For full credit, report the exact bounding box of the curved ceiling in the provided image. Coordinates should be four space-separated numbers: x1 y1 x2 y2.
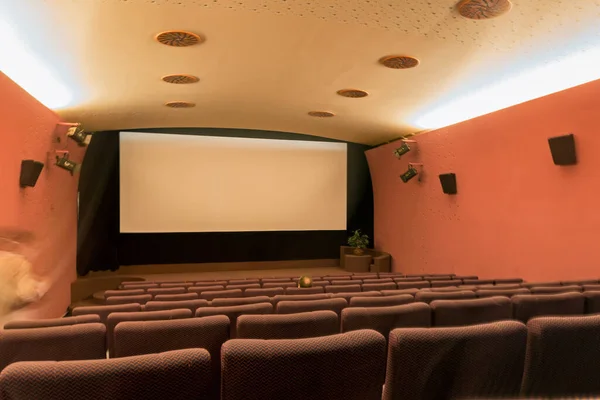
2 0 599 144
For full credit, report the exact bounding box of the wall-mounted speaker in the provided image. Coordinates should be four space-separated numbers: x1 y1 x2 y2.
548 133 576 165
439 173 457 195
19 160 44 188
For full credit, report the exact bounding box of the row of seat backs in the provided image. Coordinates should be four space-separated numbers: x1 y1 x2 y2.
3 315 599 399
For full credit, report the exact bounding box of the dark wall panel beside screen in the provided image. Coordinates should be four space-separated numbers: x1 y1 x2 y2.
78 128 373 273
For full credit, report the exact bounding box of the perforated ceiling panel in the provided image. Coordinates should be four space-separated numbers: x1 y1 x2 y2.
16 0 599 144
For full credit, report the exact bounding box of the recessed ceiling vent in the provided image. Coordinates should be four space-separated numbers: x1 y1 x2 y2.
308 111 335 118
456 0 512 19
162 74 200 84
165 101 196 108
337 89 369 98
379 55 420 69
155 31 203 47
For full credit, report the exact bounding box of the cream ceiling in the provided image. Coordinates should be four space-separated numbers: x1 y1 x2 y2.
3 0 599 144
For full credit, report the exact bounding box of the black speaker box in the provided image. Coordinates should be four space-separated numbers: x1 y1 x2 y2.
439 173 457 195
20 160 44 187
548 133 576 165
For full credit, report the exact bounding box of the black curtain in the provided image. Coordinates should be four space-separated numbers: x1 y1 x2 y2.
77 131 120 275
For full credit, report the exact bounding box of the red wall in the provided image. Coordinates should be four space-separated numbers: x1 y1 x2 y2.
366 79 600 282
0 72 85 321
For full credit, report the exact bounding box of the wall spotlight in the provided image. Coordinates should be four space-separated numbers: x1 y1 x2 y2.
54 151 80 175
66 125 91 146
393 139 416 159
400 163 423 183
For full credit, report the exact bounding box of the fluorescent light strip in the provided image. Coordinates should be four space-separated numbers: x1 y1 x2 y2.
0 20 72 109
413 45 600 130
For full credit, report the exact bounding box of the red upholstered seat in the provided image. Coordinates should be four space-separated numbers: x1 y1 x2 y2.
194 303 273 338
476 288 531 298
153 293 198 301
512 293 585 323
144 299 209 313
430 296 513 327
104 289 145 298
245 287 285 297
221 330 387 400
226 283 261 291
341 303 431 337
0 324 106 372
271 293 330 307
0 349 212 400
284 286 324 295
211 296 271 307
383 321 527 400
414 290 476 304
72 304 142 324
325 284 361 294
361 282 397 291
114 317 228 399
349 294 414 308
188 285 225 294
106 294 152 305
395 280 430 290
199 289 243 301
105 309 192 357
4 315 100 330
237 310 339 339
530 285 582 294
521 315 600 397
276 298 347 316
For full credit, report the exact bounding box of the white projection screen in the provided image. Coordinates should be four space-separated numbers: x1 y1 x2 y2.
119 132 347 233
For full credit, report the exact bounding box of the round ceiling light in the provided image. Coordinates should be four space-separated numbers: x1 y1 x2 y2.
379 55 420 69
308 111 335 118
162 74 200 84
337 89 369 98
165 101 196 108
155 31 203 47
456 0 512 19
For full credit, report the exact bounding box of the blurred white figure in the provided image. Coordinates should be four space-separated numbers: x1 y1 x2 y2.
0 231 48 318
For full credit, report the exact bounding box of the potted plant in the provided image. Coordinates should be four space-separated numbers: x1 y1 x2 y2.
347 229 370 255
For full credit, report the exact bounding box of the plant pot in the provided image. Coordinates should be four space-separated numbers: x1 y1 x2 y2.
353 248 364 255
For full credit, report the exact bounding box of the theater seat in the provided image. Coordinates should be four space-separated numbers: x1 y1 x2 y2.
341 303 431 337
0 349 212 400
103 289 145 298
106 309 192 357
0 324 106 372
72 304 141 324
349 294 414 308
530 285 582 294
271 293 330 307
476 288 531 298
512 293 585 323
237 310 339 339
284 286 324 295
195 303 273 338
325 284 361 294
582 291 600 314
211 296 271 307
276 298 347 316
147 287 186 296
414 290 476 304
221 330 386 400
245 287 285 297
114 316 228 399
381 289 419 297
144 299 209 313
431 297 513 327
395 280 430 290
188 285 225 295
383 321 527 400
521 315 600 397
200 289 243 301
330 291 381 303
361 282 397 291
4 315 100 330
105 294 152 305
153 293 198 301
226 283 261 291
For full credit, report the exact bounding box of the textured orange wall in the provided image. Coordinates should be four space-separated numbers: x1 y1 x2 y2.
366 79 600 281
0 72 85 320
